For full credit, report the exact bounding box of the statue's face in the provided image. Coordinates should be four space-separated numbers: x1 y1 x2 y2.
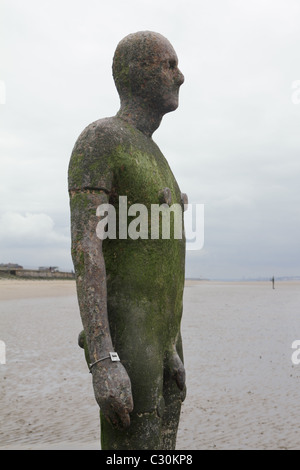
150 41 184 113
132 37 184 114
114 33 184 115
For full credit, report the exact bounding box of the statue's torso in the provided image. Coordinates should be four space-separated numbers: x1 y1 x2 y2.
69 117 185 349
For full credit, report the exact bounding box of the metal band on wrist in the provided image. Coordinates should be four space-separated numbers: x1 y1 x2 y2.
89 352 120 372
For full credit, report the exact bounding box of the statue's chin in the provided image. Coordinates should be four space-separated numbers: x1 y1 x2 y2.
158 95 179 115
164 102 179 114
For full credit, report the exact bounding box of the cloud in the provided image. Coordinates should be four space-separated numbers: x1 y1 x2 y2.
0 212 69 247
1 0 300 278
0 212 72 270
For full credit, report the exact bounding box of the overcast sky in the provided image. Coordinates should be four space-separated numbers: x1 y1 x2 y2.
1 0 300 280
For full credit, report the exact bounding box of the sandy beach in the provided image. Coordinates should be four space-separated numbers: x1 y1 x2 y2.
1 278 300 450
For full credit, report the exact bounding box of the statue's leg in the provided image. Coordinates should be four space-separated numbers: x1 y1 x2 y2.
161 377 182 449
161 334 186 450
100 404 163 450
100 349 166 450
78 329 166 450
78 328 185 450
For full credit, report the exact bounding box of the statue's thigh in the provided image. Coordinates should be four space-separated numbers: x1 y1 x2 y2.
161 372 183 450
100 361 183 450
100 338 166 450
100 355 164 450
119 340 165 415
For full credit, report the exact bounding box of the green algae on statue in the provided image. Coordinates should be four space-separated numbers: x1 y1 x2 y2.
68 31 186 450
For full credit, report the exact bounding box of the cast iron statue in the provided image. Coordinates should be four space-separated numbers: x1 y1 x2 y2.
68 31 186 450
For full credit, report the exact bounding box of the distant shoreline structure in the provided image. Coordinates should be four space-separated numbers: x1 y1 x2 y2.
186 276 300 282
0 265 299 283
0 264 75 280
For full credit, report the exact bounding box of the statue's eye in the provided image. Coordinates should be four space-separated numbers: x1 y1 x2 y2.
169 60 177 70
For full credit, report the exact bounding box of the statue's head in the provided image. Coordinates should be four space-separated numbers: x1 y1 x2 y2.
112 31 184 115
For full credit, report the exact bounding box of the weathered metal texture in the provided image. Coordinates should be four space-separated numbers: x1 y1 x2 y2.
69 31 186 450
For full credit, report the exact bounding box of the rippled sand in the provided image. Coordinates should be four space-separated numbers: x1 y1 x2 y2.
1 279 300 450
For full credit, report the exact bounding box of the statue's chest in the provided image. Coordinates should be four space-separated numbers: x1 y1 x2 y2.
111 144 181 208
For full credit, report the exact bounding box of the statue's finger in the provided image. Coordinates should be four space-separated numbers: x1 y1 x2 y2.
175 365 186 391
125 394 134 413
105 408 120 429
113 399 131 429
119 409 131 429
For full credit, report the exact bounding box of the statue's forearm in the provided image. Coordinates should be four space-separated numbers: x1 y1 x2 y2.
70 189 114 363
73 237 134 430
74 246 114 363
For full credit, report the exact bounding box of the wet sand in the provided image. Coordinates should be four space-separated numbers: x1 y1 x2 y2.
1 278 300 450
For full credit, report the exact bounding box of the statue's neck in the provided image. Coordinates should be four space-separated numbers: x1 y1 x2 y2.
116 100 163 138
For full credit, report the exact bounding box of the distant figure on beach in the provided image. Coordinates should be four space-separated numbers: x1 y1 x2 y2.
272 276 275 289
68 31 186 450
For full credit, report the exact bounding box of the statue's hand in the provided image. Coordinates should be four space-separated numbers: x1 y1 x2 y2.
91 361 133 429
165 349 186 392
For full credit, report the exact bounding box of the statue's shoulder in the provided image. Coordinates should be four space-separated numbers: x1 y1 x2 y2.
71 116 132 157
68 117 131 191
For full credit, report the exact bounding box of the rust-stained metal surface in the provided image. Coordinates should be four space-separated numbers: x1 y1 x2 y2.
68 31 186 450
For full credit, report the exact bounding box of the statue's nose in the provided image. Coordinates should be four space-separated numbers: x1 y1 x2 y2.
176 69 184 86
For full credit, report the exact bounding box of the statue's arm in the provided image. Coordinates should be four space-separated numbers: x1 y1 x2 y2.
69 189 133 429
